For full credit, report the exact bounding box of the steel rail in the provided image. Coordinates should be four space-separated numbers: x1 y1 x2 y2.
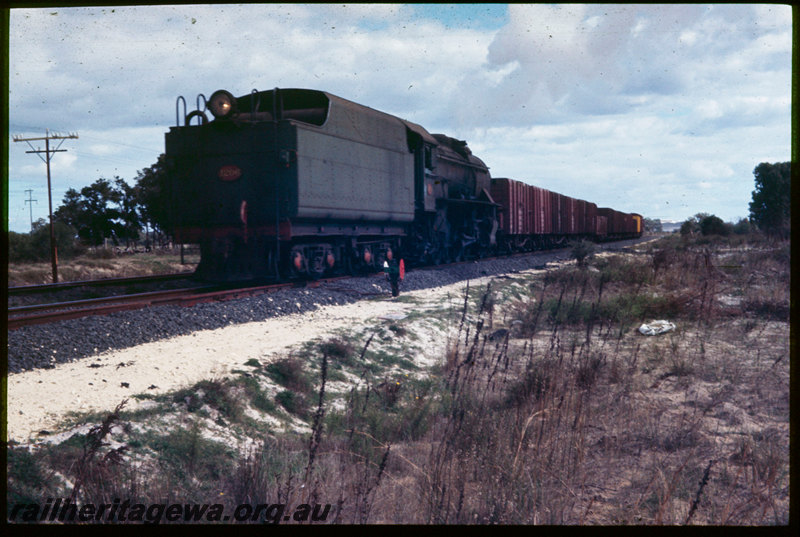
8 272 196 295
9 237 654 330
7 281 299 330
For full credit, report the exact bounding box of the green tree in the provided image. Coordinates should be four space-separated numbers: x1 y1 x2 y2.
114 177 142 246
54 178 129 246
749 162 790 237
699 214 730 236
643 217 663 233
732 217 751 235
680 213 708 236
681 213 732 237
54 188 83 230
8 219 82 262
134 154 172 237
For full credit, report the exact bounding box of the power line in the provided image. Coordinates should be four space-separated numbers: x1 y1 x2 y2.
24 189 38 231
13 129 79 283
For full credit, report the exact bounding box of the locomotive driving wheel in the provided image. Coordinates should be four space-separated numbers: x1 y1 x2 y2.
288 246 308 279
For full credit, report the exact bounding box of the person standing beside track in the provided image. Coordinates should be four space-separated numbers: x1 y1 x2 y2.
383 255 404 297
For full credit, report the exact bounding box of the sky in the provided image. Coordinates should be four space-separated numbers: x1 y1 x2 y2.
5 3 792 233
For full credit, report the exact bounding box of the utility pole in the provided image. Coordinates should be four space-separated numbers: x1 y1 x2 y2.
13 130 78 283
24 189 37 231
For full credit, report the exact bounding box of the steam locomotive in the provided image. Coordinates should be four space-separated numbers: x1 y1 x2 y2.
164 88 641 282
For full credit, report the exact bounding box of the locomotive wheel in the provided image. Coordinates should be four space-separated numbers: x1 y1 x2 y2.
288 245 315 280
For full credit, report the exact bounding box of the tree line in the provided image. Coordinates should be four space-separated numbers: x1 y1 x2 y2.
8 159 790 263
52 154 172 247
9 155 171 262
677 161 790 238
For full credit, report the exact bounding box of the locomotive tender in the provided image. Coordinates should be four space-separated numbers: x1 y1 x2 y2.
165 87 641 282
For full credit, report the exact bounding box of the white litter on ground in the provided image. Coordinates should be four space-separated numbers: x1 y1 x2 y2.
638 320 676 336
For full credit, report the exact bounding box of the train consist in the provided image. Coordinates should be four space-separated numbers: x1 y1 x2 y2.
490 178 642 252
165 88 642 281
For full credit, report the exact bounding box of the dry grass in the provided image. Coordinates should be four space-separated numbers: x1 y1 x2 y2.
7 248 199 286
7 234 789 524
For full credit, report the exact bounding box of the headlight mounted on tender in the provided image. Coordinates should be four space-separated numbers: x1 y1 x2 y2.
208 90 236 119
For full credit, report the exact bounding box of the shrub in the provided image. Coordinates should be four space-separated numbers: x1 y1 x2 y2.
275 390 310 418
596 255 652 286
318 338 356 366
732 218 751 235
265 357 313 394
543 265 597 289
576 352 606 389
175 379 244 422
504 362 553 407
570 239 596 268
680 219 698 236
147 426 235 482
8 221 82 263
7 447 60 505
699 214 731 236
240 375 276 413
651 247 675 274
599 292 676 325
545 297 595 325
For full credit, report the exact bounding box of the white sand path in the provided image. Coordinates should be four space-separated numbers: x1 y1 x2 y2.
7 277 491 443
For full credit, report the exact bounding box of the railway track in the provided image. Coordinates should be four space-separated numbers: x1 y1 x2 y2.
5 273 381 330
7 265 418 330
8 236 659 377
7 282 297 331
8 272 199 309
8 237 655 331
8 272 196 296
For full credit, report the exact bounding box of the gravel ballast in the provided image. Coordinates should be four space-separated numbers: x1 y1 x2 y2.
8 241 646 374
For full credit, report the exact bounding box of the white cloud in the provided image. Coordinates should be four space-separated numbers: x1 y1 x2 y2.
6 4 792 232
696 100 724 120
689 161 735 180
